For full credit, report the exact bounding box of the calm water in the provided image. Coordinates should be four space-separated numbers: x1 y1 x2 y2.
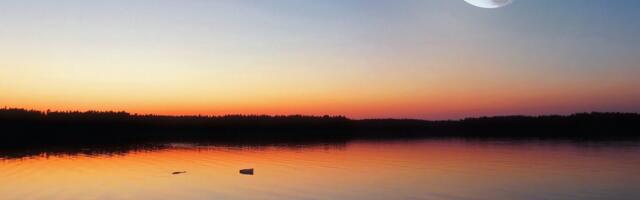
1 139 640 200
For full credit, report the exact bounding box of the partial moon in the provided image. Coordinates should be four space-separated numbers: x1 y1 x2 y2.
464 0 513 9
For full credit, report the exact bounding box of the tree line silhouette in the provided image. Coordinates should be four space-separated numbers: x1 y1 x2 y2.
1 108 639 147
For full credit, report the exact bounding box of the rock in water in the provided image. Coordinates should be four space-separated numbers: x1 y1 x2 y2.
239 168 254 175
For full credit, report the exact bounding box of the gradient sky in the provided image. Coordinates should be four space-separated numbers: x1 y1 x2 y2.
1 0 639 119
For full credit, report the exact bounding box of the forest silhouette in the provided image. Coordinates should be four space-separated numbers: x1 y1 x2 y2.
1 108 639 148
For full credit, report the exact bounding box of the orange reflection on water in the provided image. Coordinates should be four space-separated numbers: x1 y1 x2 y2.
1 140 640 200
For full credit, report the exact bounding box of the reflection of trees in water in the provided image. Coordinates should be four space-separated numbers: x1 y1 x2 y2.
1 107 639 159
0 143 166 160
0 141 349 160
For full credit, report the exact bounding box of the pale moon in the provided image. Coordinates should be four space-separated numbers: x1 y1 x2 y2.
464 0 513 9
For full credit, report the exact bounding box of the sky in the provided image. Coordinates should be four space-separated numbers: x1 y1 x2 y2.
1 0 639 119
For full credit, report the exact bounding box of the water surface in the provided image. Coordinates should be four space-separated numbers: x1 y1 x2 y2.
1 139 639 200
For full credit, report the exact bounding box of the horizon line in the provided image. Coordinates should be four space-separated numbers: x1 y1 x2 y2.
2 107 638 121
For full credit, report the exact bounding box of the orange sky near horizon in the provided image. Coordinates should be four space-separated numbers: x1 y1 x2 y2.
1 49 639 119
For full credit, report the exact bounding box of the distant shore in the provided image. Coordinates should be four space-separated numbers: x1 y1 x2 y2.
1 108 639 147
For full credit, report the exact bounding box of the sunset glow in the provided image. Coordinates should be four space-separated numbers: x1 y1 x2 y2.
1 0 639 119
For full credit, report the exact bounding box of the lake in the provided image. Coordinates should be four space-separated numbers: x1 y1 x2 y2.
1 139 639 200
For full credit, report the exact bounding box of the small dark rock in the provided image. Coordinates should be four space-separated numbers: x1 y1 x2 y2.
172 171 186 175
239 168 254 175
